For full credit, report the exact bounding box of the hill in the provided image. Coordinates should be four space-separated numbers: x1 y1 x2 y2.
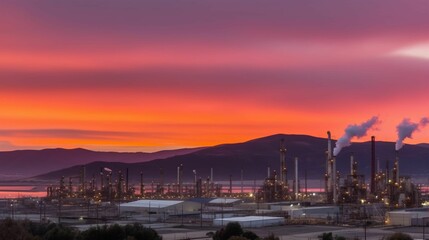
0 147 203 179
30 134 429 184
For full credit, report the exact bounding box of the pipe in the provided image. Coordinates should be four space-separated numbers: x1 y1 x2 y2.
140 171 144 196
241 169 244 194
333 155 337 204
295 157 299 200
100 168 103 191
304 168 307 197
126 168 129 193
327 131 332 160
371 136 376 194
177 166 180 185
326 131 333 194
280 139 286 183
229 174 232 194
395 151 399 184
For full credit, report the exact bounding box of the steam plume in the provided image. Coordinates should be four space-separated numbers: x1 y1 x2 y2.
333 116 380 156
395 117 429 151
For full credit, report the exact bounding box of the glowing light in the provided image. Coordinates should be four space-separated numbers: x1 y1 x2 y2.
393 43 429 60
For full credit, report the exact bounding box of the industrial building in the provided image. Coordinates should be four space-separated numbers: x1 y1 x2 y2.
213 216 284 228
121 199 200 214
386 208 429 226
275 205 340 220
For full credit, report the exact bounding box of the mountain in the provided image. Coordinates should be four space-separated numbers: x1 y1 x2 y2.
417 143 429 149
0 147 204 179
30 134 429 184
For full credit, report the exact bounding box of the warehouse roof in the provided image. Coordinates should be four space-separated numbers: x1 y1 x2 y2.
121 200 183 208
215 216 283 222
209 198 242 204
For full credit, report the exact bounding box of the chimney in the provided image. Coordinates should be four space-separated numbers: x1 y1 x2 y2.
280 139 287 184
140 171 144 196
395 151 400 184
295 157 299 200
371 136 376 194
241 169 244 194
229 174 232 194
326 131 333 196
332 155 337 204
126 168 129 192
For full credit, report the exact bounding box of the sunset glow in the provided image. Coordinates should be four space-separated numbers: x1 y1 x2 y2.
1 1 429 152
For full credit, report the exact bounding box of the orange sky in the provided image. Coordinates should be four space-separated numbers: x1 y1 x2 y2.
1 1 429 152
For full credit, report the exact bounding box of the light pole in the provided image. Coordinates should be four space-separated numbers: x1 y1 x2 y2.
423 217 428 240
362 220 370 240
364 223 367 240
39 201 43 222
10 201 14 220
193 170 197 195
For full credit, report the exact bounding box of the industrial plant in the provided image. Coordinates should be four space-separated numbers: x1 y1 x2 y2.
1 127 428 240
33 129 426 228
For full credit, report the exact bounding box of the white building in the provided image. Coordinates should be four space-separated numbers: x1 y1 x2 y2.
387 208 429 226
121 200 201 216
213 216 284 228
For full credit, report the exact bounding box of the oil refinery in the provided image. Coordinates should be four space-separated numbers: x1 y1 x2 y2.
1 130 429 240
33 131 426 230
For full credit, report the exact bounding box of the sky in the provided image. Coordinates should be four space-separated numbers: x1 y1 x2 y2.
1 0 429 152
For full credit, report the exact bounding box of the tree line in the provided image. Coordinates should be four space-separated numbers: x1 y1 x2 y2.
0 218 162 240
0 218 414 240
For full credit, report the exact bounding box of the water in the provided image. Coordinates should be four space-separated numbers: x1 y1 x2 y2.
0 186 46 199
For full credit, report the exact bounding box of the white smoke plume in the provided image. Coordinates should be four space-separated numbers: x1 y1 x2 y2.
333 116 380 156
395 117 429 151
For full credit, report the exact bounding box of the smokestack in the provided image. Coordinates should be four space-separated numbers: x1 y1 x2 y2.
177 166 180 185
333 155 337 204
177 164 183 195
371 136 376 194
160 168 164 194
326 131 333 196
280 139 287 183
350 153 354 175
100 168 103 191
80 165 86 194
395 151 399 184
241 169 244 194
193 169 197 194
295 157 299 200
304 168 307 197
385 160 390 185
126 168 129 192
327 131 332 160
229 174 232 194
193 169 197 184
211 168 213 183
140 171 144 196
267 167 270 178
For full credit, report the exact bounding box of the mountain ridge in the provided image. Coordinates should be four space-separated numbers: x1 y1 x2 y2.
0 147 205 179
27 134 429 184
